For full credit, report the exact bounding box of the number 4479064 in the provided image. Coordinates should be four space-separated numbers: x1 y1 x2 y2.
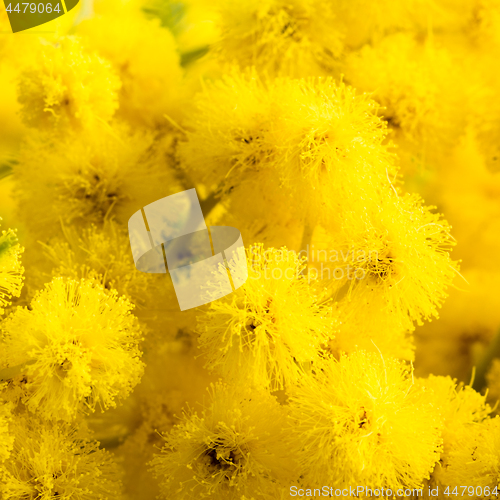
5 3 61 13
443 486 498 497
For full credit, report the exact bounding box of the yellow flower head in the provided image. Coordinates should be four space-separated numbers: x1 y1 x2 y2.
331 192 458 333
211 0 344 76
197 244 332 390
344 32 466 155
77 11 183 128
286 351 443 489
0 277 144 421
18 37 120 131
179 72 396 226
0 221 24 316
149 382 297 499
14 123 181 243
0 414 125 499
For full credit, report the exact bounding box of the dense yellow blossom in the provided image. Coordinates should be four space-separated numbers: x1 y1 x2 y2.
150 383 297 499
0 277 144 421
0 221 24 316
197 244 332 390
1 0 500 495
13 123 181 243
18 37 121 131
286 351 443 489
179 72 397 226
211 0 343 77
324 192 458 351
78 11 184 128
0 414 125 499
344 32 465 157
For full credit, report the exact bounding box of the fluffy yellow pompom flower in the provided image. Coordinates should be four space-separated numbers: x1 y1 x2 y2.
0 399 14 462
0 221 24 316
180 72 396 226
211 0 343 77
18 37 120 131
0 277 144 421
330 192 458 334
0 414 125 499
13 123 181 243
149 383 297 499
344 32 465 160
77 12 183 128
197 244 332 390
286 351 443 489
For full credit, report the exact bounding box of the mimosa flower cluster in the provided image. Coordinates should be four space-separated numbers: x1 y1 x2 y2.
1 0 500 498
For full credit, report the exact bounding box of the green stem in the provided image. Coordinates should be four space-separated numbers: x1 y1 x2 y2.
472 327 500 393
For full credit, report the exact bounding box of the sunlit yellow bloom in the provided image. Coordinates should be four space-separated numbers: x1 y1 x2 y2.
0 413 125 499
328 193 458 333
78 11 183 128
18 37 120 131
13 122 181 243
150 382 297 499
197 244 332 390
286 351 443 488
433 416 500 493
211 0 343 77
179 71 396 227
344 32 465 161
0 277 144 421
33 219 151 309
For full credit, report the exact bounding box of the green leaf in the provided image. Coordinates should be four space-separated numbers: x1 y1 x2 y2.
0 162 13 181
181 46 209 67
142 1 185 34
